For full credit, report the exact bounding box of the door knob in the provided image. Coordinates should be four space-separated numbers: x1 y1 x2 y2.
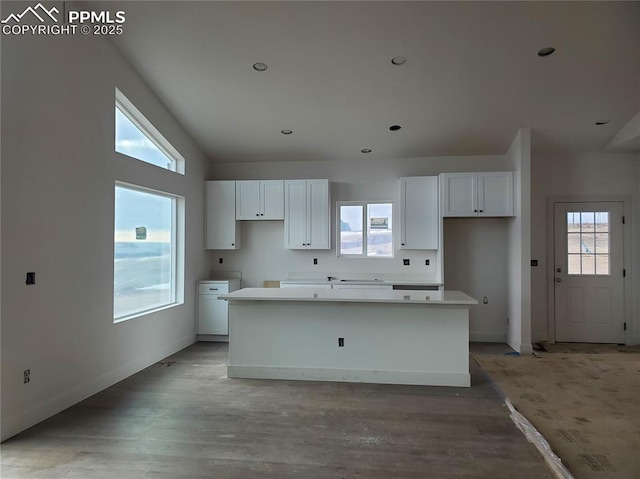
556 278 562 282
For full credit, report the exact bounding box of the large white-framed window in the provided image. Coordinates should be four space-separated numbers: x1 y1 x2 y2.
114 183 185 322
337 201 394 258
115 88 185 174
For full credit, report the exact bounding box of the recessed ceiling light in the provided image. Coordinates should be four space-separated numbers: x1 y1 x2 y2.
361 148 372 154
389 125 402 131
391 56 407 65
281 129 293 135
595 120 610 126
253 62 268 71
537 47 555 57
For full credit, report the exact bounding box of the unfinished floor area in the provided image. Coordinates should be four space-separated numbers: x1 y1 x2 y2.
476 344 640 479
1 342 552 479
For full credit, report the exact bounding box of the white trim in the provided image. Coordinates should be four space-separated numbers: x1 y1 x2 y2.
114 182 186 322
546 195 632 344
227 365 471 387
336 200 395 258
469 331 507 343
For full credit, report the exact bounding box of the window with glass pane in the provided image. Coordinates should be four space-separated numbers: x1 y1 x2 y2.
115 89 184 174
567 211 609 275
114 185 176 320
116 107 174 169
339 202 393 257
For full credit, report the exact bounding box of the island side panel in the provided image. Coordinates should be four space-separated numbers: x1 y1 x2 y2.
227 300 470 387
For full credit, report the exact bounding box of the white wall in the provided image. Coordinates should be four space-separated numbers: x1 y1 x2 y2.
530 152 640 344
1 26 209 439
443 218 509 342
505 129 532 354
210 154 513 341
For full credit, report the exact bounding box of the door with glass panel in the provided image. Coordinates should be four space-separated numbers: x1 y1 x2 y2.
553 202 624 343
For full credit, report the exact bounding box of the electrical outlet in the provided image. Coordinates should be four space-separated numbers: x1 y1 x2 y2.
338 338 344 347
26 272 35 285
403 259 410 266
425 259 430 266
483 296 488 304
313 258 318 265
531 260 538 267
218 258 223 264
23 369 30 384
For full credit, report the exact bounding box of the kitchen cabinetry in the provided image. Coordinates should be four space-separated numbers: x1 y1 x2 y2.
236 180 284 220
440 172 514 217
197 280 240 336
400 176 439 249
284 179 330 249
205 181 241 249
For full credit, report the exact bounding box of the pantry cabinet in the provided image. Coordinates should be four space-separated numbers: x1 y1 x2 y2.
205 181 241 250
400 176 439 249
284 179 330 249
235 180 284 220
440 172 514 217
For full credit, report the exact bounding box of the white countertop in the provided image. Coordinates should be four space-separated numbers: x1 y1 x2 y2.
280 279 442 286
219 288 477 305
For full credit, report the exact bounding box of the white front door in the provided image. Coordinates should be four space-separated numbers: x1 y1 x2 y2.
554 202 625 343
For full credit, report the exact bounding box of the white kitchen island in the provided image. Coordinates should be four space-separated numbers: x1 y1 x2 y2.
219 288 478 387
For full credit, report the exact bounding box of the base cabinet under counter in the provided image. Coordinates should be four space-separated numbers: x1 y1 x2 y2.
197 280 240 337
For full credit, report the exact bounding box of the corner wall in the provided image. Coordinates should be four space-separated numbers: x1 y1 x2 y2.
505 129 532 354
1 27 209 440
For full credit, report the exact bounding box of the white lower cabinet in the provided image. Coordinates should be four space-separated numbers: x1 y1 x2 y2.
197 280 240 336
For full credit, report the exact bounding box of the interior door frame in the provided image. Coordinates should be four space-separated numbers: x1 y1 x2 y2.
546 195 632 344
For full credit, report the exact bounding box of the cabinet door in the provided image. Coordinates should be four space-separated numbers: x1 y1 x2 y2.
205 181 240 249
284 180 308 249
478 172 514 217
235 180 261 219
400 177 439 249
260 180 284 220
198 294 229 335
440 173 478 217
306 179 330 249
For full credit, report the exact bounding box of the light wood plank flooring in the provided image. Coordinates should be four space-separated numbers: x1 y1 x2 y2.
1 342 553 478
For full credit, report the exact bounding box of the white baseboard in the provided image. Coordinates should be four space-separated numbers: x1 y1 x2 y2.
469 331 507 343
0 335 195 442
227 365 471 388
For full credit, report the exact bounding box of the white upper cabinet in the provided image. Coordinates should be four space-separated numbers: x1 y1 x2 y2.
400 176 439 249
284 179 330 249
235 180 284 220
205 181 241 250
441 172 514 217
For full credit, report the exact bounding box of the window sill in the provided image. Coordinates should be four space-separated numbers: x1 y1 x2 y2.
114 301 184 324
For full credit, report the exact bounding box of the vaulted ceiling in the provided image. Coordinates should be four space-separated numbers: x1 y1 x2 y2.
98 1 640 162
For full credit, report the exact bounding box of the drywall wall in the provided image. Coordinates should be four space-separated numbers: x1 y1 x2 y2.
443 218 509 342
1 25 209 439
530 152 640 344
209 154 513 340
505 129 532 354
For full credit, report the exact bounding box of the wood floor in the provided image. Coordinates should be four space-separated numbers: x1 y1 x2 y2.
1 342 553 478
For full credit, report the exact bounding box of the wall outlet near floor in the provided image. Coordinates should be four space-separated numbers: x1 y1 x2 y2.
425 259 430 266
338 338 344 347
26 272 35 285
313 258 318 265
403 259 410 266
23 369 30 384
218 258 223 264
